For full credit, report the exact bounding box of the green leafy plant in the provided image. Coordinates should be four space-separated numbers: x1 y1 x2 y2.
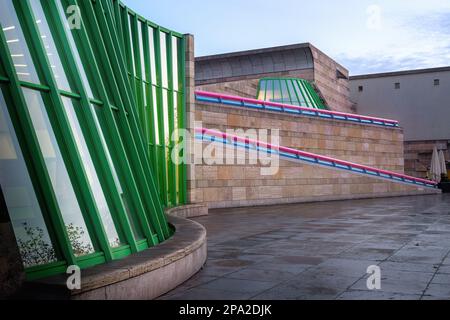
65 223 94 257
17 223 57 268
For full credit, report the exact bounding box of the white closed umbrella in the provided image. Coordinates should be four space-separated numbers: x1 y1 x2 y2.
439 150 447 176
430 146 442 183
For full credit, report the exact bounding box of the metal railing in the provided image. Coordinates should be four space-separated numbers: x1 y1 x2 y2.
195 90 400 128
195 128 437 189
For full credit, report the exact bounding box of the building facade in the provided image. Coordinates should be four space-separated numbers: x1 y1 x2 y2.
196 43 353 113
350 67 450 178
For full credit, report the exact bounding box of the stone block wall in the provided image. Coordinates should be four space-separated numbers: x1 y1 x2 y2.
404 140 450 178
310 45 353 113
192 101 436 208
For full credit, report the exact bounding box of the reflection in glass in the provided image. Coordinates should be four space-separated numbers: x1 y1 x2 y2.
22 88 94 256
160 32 168 88
63 97 120 247
0 0 40 83
128 15 136 74
148 28 157 85
108 109 144 240
30 0 71 91
272 79 281 103
286 80 300 105
279 80 288 104
258 80 266 101
55 0 94 98
162 89 169 145
171 37 179 91
0 90 56 268
138 21 146 81
152 86 160 144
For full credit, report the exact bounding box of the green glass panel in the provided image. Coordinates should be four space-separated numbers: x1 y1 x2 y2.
22 88 94 257
0 0 40 83
0 89 57 267
63 97 121 248
55 0 95 98
29 0 71 92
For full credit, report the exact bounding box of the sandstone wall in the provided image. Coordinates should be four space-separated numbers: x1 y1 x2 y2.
192 101 435 208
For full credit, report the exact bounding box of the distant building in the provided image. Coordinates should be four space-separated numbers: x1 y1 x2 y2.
350 67 450 178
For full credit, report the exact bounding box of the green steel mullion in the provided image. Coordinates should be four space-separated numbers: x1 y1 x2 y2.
166 33 177 205
142 23 158 176
91 0 167 241
0 75 8 83
309 82 323 108
179 36 187 204
113 0 125 57
302 80 316 108
264 78 268 101
284 79 294 105
304 81 319 108
75 0 156 244
44 0 138 253
114 0 123 45
154 26 169 206
297 80 311 108
308 82 324 109
19 81 50 92
130 14 146 137
277 79 282 104
101 0 169 237
0 24 76 266
290 79 302 106
16 0 114 260
122 8 134 78
97 0 169 239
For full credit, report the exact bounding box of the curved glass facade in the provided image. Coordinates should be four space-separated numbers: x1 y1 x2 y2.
0 0 186 279
257 78 328 110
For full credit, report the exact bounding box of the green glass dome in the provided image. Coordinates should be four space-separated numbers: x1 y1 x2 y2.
257 78 328 110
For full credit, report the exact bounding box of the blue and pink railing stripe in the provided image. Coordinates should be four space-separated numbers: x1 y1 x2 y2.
195 128 437 189
195 90 400 128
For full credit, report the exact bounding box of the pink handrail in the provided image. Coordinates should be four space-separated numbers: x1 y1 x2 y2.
195 90 400 125
196 127 436 186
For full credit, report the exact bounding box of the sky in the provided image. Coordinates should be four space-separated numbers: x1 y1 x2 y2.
122 0 450 75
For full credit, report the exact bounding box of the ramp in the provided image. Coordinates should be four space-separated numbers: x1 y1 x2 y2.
195 128 437 190
195 90 400 128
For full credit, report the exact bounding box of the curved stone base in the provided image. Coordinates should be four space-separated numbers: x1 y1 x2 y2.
20 215 207 300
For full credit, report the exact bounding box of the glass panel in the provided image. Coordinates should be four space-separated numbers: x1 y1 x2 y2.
171 36 178 91
29 0 71 91
111 109 144 240
152 86 159 144
160 32 168 88
92 105 143 240
162 89 169 144
272 79 282 103
279 80 289 104
22 88 94 257
0 89 56 268
128 15 136 75
294 80 307 106
148 27 157 85
257 80 266 100
286 80 300 106
0 0 40 83
55 0 95 98
138 21 146 81
63 97 120 248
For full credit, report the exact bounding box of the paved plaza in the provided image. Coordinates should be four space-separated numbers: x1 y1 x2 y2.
161 194 450 300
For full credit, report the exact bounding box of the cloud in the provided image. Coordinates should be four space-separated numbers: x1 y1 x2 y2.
338 11 450 75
